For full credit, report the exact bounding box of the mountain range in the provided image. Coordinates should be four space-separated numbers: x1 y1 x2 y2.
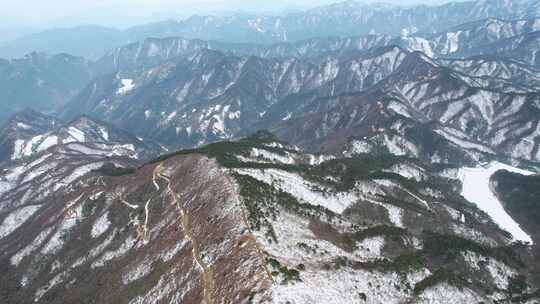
1 0 540 303
1 0 540 60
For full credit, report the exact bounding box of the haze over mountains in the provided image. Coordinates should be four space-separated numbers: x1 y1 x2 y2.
1 0 539 59
1 0 540 303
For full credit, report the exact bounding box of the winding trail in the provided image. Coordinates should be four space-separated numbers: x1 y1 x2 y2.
143 198 152 240
155 163 215 304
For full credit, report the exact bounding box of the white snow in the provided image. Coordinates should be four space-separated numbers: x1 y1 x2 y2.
435 129 495 154
239 148 296 165
383 134 419 157
71 229 118 269
12 135 59 160
99 127 109 141
387 101 412 118
11 226 55 266
451 223 498 247
265 264 431 304
16 122 31 130
53 162 104 191
282 112 292 121
459 162 535 244
361 196 404 228
91 212 111 238
228 111 241 120
117 79 135 95
67 127 85 142
383 163 425 182
122 258 154 285
461 251 516 290
346 140 373 155
0 205 42 239
34 270 69 302
417 283 485 304
38 135 59 150
92 236 138 269
11 140 25 160
444 31 462 54
41 205 82 255
308 154 335 165
235 168 358 214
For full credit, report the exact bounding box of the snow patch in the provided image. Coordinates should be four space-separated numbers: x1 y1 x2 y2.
0 205 42 240
235 168 358 214
117 79 135 95
459 162 535 244
417 283 484 304
91 212 111 238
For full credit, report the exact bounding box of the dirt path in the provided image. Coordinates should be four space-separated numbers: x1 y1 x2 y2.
156 164 215 304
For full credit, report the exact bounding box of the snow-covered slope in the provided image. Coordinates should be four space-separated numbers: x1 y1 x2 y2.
0 111 161 163
63 46 409 149
459 162 535 244
63 43 540 164
1 132 538 303
3 0 537 59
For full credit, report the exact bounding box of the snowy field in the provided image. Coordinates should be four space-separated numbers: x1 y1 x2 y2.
459 162 535 244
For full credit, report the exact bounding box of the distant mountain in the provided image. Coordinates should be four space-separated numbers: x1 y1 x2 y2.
93 20 540 77
0 109 61 163
4 11 540 127
0 109 161 164
0 25 124 60
62 45 540 165
439 55 540 92
0 52 93 120
424 17 540 58
482 30 540 66
63 46 411 148
1 0 539 59
93 35 392 74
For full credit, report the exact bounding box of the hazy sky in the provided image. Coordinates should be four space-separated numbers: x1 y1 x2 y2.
0 0 453 29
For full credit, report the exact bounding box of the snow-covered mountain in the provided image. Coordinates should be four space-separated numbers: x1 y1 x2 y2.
0 110 162 164
1 0 539 59
61 45 540 165
63 46 412 147
0 131 538 303
5 14 540 127
0 53 93 123
2 0 540 303
93 35 393 75
439 56 540 93
423 17 540 57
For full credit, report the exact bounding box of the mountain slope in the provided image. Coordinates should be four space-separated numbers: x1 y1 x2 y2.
63 46 409 148
1 132 538 303
0 52 93 121
1 0 538 59
0 110 161 164
426 17 540 58
62 46 540 164
93 35 393 74
0 110 61 164
0 25 124 60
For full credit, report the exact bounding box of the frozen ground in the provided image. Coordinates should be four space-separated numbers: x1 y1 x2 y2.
459 162 535 244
